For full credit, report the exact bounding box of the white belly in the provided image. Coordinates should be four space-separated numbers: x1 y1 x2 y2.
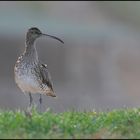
14 61 51 95
15 71 41 94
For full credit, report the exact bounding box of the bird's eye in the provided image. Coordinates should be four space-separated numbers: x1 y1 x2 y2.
35 31 38 34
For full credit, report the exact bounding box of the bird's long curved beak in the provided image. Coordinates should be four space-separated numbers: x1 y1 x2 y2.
42 33 64 44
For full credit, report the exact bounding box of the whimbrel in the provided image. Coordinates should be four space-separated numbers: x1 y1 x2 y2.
14 27 64 109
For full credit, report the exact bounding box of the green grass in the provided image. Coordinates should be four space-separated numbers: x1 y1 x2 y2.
0 108 140 138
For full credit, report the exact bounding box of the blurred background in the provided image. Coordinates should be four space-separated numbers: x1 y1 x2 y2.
1 1 140 112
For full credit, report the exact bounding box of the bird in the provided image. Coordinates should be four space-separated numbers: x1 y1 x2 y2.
14 27 64 110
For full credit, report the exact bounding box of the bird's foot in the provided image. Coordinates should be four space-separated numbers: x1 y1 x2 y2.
24 107 32 118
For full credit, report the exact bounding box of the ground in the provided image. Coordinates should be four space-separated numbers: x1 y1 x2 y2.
0 108 140 139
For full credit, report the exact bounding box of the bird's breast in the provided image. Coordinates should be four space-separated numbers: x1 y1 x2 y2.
14 63 41 94
14 60 52 95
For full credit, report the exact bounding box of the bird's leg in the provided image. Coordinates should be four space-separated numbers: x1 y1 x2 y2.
29 93 33 108
25 93 33 116
39 94 42 112
25 93 33 118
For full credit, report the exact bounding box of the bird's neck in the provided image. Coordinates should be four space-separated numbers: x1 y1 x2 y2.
24 39 39 64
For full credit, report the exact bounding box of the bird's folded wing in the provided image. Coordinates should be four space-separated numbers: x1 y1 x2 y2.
39 63 54 91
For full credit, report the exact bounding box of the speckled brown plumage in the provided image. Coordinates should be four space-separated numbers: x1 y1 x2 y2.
14 27 64 108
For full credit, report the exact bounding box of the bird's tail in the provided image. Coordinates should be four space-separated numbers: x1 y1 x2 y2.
45 89 56 97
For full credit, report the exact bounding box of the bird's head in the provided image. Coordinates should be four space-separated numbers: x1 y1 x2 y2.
26 27 64 44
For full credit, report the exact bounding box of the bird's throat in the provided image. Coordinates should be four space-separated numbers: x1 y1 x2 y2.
24 42 39 64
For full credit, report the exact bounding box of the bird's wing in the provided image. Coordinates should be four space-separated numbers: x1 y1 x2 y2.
39 62 54 92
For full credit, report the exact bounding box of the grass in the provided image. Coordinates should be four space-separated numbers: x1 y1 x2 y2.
0 108 140 138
